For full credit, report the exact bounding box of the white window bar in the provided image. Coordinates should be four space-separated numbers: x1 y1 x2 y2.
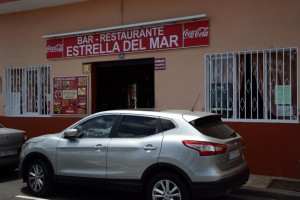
296 48 298 120
205 47 298 123
12 68 14 115
244 52 247 119
22 67 26 115
208 55 213 113
263 51 267 119
5 69 8 116
29 67 31 114
238 52 241 119
250 52 253 119
290 48 292 118
42 68 46 115
214 55 217 114
256 50 259 119
47 67 51 115
269 50 272 119
220 54 223 116
226 53 229 118
276 49 278 120
37 68 41 115
233 52 237 119
283 49 285 120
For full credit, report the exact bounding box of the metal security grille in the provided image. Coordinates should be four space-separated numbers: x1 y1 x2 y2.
205 47 298 123
5 66 51 117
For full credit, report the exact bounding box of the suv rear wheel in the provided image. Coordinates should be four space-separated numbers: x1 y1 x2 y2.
27 159 54 197
147 173 190 200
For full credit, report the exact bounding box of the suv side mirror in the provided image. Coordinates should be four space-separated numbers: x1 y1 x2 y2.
64 129 78 139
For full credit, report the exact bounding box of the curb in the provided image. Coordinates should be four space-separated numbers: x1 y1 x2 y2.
234 186 300 200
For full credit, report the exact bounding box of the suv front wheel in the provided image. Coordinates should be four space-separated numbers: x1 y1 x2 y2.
26 159 54 197
147 173 190 200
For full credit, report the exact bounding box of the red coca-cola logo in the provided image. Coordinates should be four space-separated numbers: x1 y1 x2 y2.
47 38 63 59
46 44 63 53
183 27 209 39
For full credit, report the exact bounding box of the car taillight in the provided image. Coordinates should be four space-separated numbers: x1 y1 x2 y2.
182 140 228 156
241 138 245 149
23 133 28 143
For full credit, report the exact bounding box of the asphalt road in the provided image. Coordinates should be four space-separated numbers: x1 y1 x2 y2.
0 167 276 200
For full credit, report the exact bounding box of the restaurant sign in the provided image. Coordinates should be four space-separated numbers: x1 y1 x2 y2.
53 75 88 115
46 20 209 59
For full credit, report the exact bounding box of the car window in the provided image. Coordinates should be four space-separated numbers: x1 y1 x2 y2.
117 115 157 138
160 118 176 132
0 124 4 128
190 116 236 139
74 115 118 138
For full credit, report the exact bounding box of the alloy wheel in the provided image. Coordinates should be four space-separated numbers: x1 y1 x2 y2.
28 164 45 192
152 179 181 200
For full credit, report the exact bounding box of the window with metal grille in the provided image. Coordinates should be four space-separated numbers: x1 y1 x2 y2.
5 66 51 117
205 47 298 123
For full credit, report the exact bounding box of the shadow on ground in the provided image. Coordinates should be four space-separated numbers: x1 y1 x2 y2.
0 166 20 183
20 184 142 200
19 183 246 200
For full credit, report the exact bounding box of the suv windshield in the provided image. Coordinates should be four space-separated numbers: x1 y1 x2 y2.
190 116 237 139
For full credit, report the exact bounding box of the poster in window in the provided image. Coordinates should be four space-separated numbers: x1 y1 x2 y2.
275 85 291 105
53 75 88 115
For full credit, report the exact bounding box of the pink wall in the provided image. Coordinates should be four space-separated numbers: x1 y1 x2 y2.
1 0 300 115
0 0 300 178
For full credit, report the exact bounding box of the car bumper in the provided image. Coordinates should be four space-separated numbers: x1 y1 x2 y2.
0 155 19 167
191 166 249 199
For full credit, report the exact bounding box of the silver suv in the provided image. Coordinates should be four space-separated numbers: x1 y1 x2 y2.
20 110 249 200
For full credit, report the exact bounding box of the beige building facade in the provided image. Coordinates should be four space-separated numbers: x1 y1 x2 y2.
0 0 300 179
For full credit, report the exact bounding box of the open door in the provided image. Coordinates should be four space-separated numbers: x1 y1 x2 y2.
91 58 154 113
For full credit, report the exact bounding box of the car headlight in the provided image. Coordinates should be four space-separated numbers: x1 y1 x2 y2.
21 142 30 151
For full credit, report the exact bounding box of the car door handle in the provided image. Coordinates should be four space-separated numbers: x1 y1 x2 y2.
94 144 106 150
143 145 157 151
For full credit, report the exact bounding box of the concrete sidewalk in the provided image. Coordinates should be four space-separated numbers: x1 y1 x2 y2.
235 174 300 200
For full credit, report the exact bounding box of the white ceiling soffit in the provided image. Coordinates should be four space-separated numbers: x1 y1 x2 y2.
43 14 207 38
0 0 87 15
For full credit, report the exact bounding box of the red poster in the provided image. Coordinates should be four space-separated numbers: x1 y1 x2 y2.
47 20 209 59
53 76 88 115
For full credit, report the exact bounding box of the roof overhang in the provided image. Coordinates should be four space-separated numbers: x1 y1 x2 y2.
42 14 207 39
0 0 87 15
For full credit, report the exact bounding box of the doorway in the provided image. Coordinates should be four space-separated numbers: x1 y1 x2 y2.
92 58 154 113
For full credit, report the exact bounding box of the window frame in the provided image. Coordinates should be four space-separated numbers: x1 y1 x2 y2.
5 65 51 117
114 114 161 138
73 114 119 138
205 47 299 123
159 117 178 132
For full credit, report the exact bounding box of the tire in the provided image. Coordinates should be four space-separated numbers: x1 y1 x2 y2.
146 173 190 200
26 159 55 197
